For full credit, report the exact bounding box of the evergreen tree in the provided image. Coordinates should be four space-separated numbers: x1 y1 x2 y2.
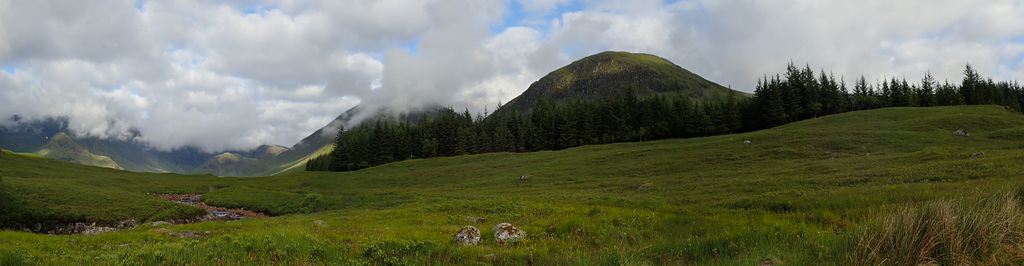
936 81 964 106
851 76 874 110
917 72 937 107
724 90 742 133
961 64 983 105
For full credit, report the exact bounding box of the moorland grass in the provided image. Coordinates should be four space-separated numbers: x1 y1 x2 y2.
1 105 1024 264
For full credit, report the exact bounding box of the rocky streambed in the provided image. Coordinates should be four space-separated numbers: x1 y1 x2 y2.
151 194 268 220
39 194 268 235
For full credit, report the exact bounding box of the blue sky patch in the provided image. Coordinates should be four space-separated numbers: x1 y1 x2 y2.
3 64 15 74
240 5 279 16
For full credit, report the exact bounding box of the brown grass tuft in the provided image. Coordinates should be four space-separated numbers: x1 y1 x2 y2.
849 192 1024 265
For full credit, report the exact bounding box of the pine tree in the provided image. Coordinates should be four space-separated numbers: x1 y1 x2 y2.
755 76 789 127
936 81 964 106
852 76 873 110
724 90 742 133
918 72 937 107
961 64 982 104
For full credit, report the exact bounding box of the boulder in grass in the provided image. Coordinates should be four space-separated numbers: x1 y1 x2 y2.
452 226 481 246
492 222 526 243
970 152 986 159
953 130 970 137
519 175 533 180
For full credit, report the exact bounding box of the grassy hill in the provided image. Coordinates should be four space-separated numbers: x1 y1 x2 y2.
36 132 122 170
496 51 740 115
2 105 1024 264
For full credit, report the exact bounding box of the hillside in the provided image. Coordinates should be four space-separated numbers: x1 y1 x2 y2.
1 52 736 176
36 132 122 170
3 105 1024 264
496 51 738 114
247 145 289 160
0 116 66 152
234 104 448 177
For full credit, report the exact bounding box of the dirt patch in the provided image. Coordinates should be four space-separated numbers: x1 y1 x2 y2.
152 194 269 220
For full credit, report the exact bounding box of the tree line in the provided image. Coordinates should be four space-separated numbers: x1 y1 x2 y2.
308 63 1023 172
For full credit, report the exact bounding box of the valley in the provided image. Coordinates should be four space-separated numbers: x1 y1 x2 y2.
3 105 1024 264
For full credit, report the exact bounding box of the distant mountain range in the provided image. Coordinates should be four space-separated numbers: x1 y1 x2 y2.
0 51 741 176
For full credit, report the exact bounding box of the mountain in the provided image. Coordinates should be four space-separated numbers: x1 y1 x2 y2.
496 51 738 114
226 104 447 177
3 51 739 176
36 132 122 170
220 105 367 177
190 152 260 177
74 136 215 173
0 116 68 153
0 117 219 173
246 145 289 160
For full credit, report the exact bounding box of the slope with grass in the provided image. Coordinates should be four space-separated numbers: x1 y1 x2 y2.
36 132 122 170
2 105 1024 264
496 51 740 115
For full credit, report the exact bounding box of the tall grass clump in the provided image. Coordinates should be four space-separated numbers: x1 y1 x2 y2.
848 192 1024 265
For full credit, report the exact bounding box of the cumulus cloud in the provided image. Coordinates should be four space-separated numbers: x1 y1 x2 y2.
1 0 1022 153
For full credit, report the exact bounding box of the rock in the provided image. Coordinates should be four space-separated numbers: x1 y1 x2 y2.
82 226 118 235
149 221 171 226
465 216 487 223
761 257 783 265
743 140 751 144
48 222 118 235
117 219 137 228
519 175 533 180
492 223 525 243
151 229 203 238
452 226 481 246
953 129 970 137
970 152 986 159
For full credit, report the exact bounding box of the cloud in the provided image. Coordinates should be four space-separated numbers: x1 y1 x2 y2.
1 0 1022 153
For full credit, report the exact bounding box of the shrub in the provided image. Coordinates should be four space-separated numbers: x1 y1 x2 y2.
299 193 324 214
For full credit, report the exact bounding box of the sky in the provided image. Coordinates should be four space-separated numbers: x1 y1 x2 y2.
1 0 1023 153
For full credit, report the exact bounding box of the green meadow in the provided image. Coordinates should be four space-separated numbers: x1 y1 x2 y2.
3 105 1024 264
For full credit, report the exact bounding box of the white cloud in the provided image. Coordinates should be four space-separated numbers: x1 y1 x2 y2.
1 0 1022 153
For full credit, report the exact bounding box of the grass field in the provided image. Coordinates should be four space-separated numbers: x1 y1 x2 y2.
2 105 1024 264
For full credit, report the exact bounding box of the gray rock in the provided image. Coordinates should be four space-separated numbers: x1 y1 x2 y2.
117 219 137 228
970 152 986 159
492 222 525 243
452 226 481 246
49 222 119 235
743 140 751 144
519 175 533 180
953 129 970 137
465 216 486 223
